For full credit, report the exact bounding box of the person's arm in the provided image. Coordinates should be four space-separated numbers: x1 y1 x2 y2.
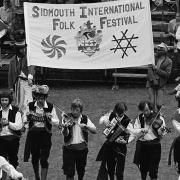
8 111 23 130
80 118 97 134
46 107 60 126
0 156 23 179
99 113 111 126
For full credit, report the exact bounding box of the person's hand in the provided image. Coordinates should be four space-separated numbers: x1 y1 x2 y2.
175 76 180 82
141 128 148 134
115 137 127 144
79 123 88 131
0 118 9 126
28 78 33 86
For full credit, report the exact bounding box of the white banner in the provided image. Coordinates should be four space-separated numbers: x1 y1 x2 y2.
24 0 154 69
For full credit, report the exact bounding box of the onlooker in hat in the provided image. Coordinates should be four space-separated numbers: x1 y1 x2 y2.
23 85 60 180
146 42 172 111
8 30 35 114
0 90 23 180
0 156 23 179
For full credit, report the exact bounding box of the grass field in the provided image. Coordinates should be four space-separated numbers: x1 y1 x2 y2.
13 84 180 180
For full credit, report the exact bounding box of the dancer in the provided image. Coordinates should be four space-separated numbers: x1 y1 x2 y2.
61 98 97 180
96 102 135 180
133 100 167 180
23 85 59 180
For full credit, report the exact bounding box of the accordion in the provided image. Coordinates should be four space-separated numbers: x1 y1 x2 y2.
103 118 130 143
27 112 47 123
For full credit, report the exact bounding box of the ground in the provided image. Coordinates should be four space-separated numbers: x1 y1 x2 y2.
12 83 180 180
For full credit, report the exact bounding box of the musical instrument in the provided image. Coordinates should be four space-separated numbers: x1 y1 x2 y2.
61 113 75 127
103 118 130 143
26 112 51 123
146 108 171 134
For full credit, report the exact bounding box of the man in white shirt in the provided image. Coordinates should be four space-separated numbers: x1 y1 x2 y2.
23 85 59 180
0 90 23 180
61 98 97 180
133 101 166 180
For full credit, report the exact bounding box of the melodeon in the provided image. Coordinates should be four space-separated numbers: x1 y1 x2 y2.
27 112 48 123
103 118 130 143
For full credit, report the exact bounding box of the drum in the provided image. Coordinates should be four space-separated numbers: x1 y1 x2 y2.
0 19 7 39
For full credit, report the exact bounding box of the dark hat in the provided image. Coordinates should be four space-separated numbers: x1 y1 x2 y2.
14 29 26 47
32 85 49 99
0 90 13 103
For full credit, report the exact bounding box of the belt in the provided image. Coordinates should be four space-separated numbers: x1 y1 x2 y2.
19 76 28 81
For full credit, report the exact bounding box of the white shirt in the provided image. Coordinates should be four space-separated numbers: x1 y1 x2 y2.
62 114 96 145
0 105 23 136
133 114 166 141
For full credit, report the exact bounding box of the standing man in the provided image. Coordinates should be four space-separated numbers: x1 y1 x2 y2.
133 101 166 180
0 90 23 180
8 30 35 113
146 42 172 111
23 85 60 180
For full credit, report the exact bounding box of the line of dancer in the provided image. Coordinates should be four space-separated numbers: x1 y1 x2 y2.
1 25 180 180
1 84 179 180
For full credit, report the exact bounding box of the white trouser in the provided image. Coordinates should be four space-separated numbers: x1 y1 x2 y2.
16 79 33 112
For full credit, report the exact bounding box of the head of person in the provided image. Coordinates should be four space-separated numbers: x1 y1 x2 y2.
138 100 153 118
113 102 128 118
32 85 49 106
14 30 26 58
0 91 13 109
3 0 11 8
155 42 168 58
71 99 83 118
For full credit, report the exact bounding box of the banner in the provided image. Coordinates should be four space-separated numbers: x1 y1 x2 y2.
24 0 154 69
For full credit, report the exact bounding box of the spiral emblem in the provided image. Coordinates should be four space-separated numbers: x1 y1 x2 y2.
41 35 67 59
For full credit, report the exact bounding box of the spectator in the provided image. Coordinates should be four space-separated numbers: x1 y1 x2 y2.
8 30 35 114
146 42 172 111
0 0 14 26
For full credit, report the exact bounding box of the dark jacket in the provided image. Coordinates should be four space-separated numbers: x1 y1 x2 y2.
8 56 35 89
147 55 172 88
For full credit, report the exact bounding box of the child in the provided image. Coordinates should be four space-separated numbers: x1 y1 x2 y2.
61 98 97 180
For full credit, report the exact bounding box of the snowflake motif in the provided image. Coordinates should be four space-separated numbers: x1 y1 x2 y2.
41 35 67 59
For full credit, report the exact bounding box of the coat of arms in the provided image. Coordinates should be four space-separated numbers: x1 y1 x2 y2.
75 20 103 57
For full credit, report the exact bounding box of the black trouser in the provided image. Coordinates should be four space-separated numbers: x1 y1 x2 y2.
29 129 52 168
0 136 20 168
106 151 126 180
139 141 161 179
62 146 88 180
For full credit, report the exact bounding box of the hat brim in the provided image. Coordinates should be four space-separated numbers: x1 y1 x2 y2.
14 40 26 47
